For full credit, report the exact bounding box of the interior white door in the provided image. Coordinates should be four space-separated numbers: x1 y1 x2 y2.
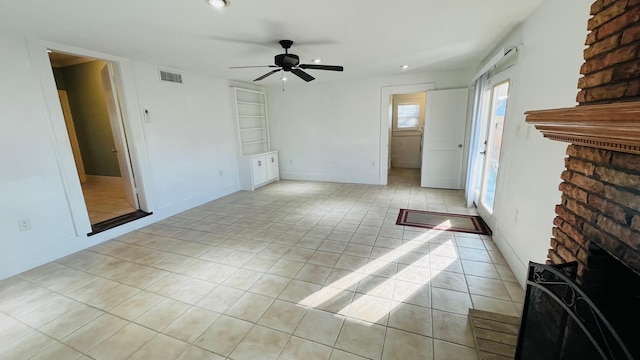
100 64 138 209
421 88 469 189
58 90 87 183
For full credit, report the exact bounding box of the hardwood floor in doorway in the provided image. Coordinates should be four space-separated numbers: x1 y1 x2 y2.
81 177 137 224
388 167 421 188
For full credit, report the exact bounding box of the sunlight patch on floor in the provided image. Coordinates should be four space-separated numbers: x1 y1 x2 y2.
299 221 458 324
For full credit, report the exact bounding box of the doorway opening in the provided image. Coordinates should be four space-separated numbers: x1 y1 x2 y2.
389 92 426 185
379 83 435 185
48 51 150 234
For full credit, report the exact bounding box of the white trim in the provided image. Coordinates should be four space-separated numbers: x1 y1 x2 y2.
27 39 155 235
471 46 517 83
281 171 379 185
379 83 436 185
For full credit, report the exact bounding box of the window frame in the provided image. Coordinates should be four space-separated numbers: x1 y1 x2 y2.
391 93 426 135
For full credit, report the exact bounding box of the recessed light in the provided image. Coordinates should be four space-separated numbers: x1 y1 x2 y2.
312 59 322 64
206 0 230 8
401 65 410 69
282 77 288 81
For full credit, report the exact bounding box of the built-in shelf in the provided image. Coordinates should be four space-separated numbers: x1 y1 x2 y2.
232 87 280 191
525 101 640 155
232 87 271 156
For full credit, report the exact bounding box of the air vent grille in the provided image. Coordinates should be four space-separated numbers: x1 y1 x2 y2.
159 70 183 83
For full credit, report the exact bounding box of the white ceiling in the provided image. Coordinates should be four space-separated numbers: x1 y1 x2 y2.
0 0 544 84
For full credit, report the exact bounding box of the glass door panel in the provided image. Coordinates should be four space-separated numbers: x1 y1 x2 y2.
479 80 510 214
472 88 492 205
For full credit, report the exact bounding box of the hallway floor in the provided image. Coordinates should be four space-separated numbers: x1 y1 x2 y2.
81 178 138 225
0 174 523 360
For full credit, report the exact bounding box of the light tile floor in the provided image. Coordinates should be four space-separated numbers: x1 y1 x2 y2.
81 178 137 225
0 169 524 359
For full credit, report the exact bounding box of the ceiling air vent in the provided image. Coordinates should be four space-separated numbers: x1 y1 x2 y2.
159 70 183 84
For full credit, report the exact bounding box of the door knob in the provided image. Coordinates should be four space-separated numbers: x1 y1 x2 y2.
111 149 118 153
458 144 463 148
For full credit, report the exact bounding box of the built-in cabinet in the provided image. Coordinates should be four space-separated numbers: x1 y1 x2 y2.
232 87 279 190
237 151 279 191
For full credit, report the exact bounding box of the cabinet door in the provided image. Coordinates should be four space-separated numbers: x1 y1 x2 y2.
251 155 268 185
266 153 279 180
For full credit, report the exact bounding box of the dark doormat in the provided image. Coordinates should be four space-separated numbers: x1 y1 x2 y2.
88 210 152 236
396 209 492 235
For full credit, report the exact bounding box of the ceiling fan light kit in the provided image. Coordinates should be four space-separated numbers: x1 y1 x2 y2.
206 0 230 9
230 40 344 82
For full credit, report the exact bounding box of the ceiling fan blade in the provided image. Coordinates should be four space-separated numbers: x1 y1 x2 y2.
299 64 344 71
291 69 315 82
230 65 279 69
254 69 281 81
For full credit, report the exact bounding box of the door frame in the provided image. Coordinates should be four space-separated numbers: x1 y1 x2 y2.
29 39 154 236
475 69 514 229
379 83 435 185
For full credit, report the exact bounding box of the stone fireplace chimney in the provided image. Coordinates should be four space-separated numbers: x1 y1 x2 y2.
526 0 640 280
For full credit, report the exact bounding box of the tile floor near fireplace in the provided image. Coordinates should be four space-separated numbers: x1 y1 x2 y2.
0 170 524 360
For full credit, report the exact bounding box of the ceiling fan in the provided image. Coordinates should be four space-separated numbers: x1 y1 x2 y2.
230 40 344 82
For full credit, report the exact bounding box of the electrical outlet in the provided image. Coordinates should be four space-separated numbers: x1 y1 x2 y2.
17 218 31 231
219 170 223 177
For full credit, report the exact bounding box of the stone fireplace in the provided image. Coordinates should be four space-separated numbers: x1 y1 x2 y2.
522 0 640 357
525 0 640 278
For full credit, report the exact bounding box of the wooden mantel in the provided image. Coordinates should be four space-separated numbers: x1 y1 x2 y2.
525 101 640 155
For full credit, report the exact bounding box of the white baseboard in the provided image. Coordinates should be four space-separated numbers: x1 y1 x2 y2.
280 171 379 185
492 228 528 288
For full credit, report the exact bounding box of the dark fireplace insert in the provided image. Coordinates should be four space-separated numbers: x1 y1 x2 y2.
515 246 640 360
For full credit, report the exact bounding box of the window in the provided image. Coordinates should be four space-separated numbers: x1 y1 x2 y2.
397 104 421 129
392 93 426 133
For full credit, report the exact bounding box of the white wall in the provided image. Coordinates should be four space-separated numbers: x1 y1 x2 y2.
132 62 239 208
0 34 240 280
267 71 471 184
482 0 593 285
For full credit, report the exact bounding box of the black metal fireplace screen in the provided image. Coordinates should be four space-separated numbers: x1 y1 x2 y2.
515 262 634 360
